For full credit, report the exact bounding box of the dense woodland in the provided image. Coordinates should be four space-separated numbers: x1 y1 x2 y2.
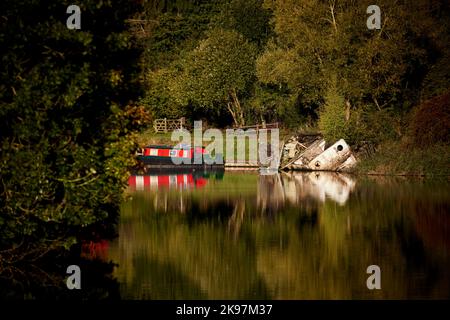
0 0 449 275
0 0 145 269
137 0 449 144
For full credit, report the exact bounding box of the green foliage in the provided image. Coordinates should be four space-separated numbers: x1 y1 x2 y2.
173 29 257 106
0 0 144 256
140 1 220 71
137 0 450 136
141 68 186 119
213 0 272 47
318 81 348 143
258 0 450 133
115 173 450 298
248 84 297 125
354 107 400 145
138 1 220 120
170 28 257 125
420 51 450 100
139 0 275 126
318 79 401 146
356 141 450 176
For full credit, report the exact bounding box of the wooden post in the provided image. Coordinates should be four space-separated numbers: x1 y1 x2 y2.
180 117 185 130
164 118 167 133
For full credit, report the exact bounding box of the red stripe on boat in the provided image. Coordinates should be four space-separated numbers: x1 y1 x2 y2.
128 176 136 190
159 149 170 157
158 175 169 186
196 178 207 187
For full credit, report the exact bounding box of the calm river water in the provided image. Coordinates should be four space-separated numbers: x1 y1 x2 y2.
106 170 450 299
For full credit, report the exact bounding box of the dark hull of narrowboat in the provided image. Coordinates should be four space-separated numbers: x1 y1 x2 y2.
137 144 224 169
132 166 225 175
137 155 224 168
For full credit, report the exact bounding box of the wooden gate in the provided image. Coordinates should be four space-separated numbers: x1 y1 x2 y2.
153 117 186 133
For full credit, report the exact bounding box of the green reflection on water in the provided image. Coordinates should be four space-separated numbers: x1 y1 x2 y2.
109 172 450 299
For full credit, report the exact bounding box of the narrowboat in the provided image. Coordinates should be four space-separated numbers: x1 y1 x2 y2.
137 144 224 168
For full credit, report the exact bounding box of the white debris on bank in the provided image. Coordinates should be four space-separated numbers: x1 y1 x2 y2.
280 135 357 172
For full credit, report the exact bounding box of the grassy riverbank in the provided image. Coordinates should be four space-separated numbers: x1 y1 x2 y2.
356 141 450 177
135 127 297 162
136 128 450 177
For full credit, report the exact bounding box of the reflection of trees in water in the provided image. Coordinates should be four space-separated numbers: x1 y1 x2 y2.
0 215 120 299
257 174 285 214
139 172 356 219
228 200 246 239
111 210 270 299
253 177 450 299
110 174 450 299
0 246 120 299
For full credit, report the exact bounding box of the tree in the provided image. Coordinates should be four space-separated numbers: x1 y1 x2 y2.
213 0 272 47
257 0 450 141
137 1 221 120
171 29 257 127
318 78 348 143
0 0 144 259
139 1 272 126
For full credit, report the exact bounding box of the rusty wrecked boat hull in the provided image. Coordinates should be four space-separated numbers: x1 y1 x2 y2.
280 137 357 172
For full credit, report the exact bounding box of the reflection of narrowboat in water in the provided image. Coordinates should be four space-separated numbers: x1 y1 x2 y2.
128 170 224 191
137 144 223 168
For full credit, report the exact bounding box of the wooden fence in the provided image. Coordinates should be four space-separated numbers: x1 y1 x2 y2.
153 119 278 134
153 117 186 133
236 122 279 131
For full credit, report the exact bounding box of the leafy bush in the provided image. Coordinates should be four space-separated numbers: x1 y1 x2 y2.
356 141 450 176
318 82 349 143
318 81 402 146
171 28 257 126
0 0 143 258
409 90 450 145
141 68 186 119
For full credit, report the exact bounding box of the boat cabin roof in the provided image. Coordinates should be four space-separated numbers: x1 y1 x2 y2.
145 144 204 150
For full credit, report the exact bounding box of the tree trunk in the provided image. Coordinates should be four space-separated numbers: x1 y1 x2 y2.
345 100 351 122
227 88 245 127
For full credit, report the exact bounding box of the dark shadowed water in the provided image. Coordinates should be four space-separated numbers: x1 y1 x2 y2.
106 170 450 299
